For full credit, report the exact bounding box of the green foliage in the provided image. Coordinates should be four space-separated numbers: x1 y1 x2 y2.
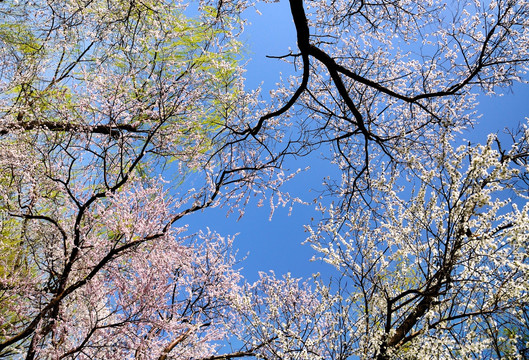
0 22 42 57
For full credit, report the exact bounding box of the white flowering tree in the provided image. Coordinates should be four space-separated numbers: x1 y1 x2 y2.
222 126 529 360
220 0 529 215
221 0 529 358
305 128 529 359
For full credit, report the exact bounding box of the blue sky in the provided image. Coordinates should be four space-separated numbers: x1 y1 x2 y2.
186 1 529 284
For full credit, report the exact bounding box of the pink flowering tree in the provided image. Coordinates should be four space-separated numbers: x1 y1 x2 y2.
0 0 263 357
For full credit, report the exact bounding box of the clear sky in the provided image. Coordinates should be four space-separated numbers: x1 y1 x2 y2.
186 1 529 284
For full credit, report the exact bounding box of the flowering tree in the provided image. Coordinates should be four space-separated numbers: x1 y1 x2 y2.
221 0 529 358
0 0 260 357
1 0 529 359
306 128 529 359
227 0 529 200
221 127 529 360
